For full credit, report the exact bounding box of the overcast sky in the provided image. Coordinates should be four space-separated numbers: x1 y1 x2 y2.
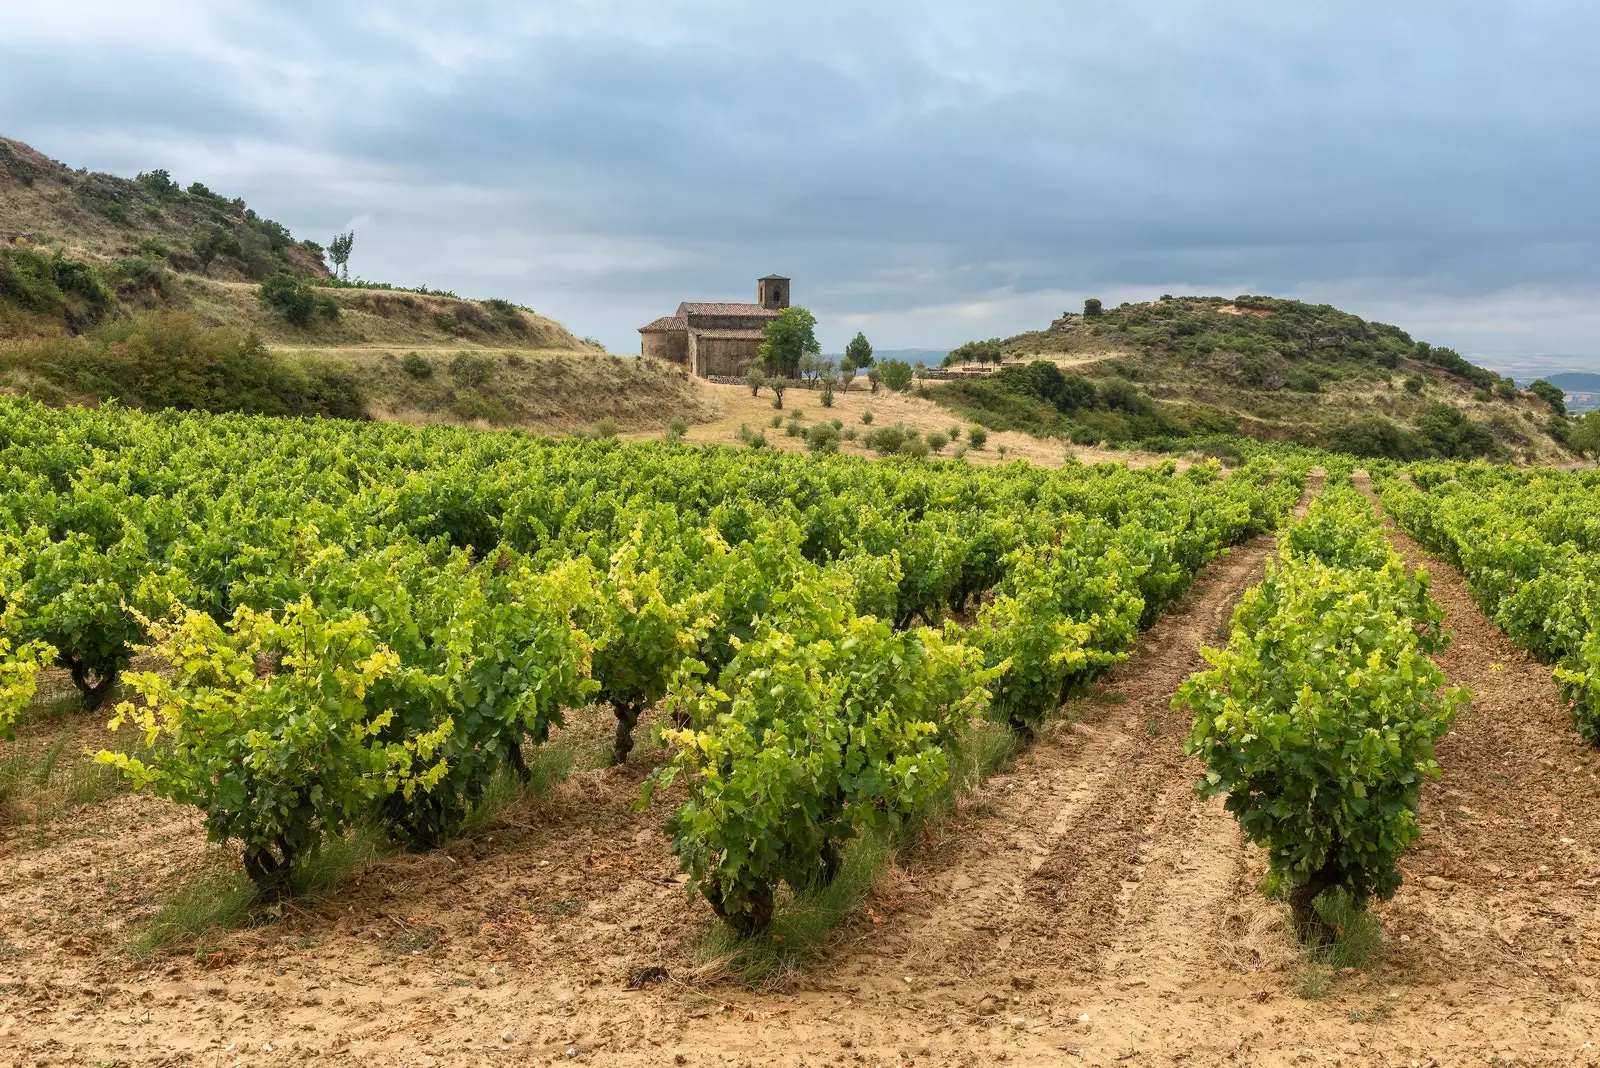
3 1 1597 366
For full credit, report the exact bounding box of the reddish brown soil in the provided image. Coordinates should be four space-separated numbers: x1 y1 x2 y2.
3 481 1598 1066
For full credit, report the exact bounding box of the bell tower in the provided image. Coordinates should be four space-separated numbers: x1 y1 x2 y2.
758 275 790 310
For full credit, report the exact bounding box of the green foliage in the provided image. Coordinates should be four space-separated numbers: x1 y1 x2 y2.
1378 466 1600 745
103 202 130 226
1083 298 1103 317
759 307 819 378
878 358 915 392
329 231 355 280
259 274 339 328
0 245 116 333
843 331 873 370
1528 379 1567 415
134 169 181 199
743 360 767 396
1571 411 1600 457
805 420 841 454
448 352 495 389
1178 489 1467 942
3 310 366 419
99 600 452 893
400 352 434 378
945 338 1005 366
966 425 988 450
654 573 993 935
0 393 1306 938
975 521 1143 733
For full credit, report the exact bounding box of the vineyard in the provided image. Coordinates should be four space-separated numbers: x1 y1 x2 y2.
1377 464 1600 743
0 397 1300 914
2 398 1598 1066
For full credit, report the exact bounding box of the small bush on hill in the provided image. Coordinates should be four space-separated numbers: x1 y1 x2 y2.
1528 379 1567 415
450 389 512 425
1 310 365 418
400 352 433 378
259 274 338 328
0 245 115 334
449 352 495 389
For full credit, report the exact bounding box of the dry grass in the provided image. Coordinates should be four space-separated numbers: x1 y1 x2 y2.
641 379 1179 469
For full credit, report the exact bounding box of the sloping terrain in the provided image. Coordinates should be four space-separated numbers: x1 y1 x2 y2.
931 297 1579 463
0 135 719 431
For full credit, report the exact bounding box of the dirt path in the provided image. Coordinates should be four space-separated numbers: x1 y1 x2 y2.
6 479 1600 1067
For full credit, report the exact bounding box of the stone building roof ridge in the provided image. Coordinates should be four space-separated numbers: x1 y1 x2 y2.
639 314 686 332
676 301 781 317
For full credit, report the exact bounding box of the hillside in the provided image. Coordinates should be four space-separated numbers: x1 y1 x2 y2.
0 135 712 431
927 296 1581 463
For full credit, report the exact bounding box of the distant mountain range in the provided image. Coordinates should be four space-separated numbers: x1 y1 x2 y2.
1536 372 1600 413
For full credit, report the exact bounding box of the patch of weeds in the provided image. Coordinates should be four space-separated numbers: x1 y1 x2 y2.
459 742 574 836
699 829 892 984
127 868 259 960
1294 887 1383 998
1347 1002 1394 1024
1297 963 1336 999
289 824 387 898
0 730 129 829
382 921 443 956
543 899 584 916
1145 716 1162 737
0 939 29 960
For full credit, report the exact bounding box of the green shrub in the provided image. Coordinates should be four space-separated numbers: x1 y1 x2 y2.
0 245 115 332
865 424 907 455
1404 374 1424 394
2 309 365 418
103 203 130 226
879 359 915 392
434 312 459 333
654 578 991 934
593 416 619 439
1178 492 1468 942
804 421 840 454
860 410 874 425
450 389 511 425
1528 379 1567 415
967 425 988 450
259 274 338 328
448 352 495 389
400 352 433 378
99 601 452 895
925 430 948 453
898 436 930 459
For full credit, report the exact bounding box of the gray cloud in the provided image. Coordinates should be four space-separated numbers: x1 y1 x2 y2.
3 0 1598 363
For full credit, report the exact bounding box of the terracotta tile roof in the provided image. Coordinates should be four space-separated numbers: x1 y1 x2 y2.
677 302 781 317
695 328 768 341
639 315 686 332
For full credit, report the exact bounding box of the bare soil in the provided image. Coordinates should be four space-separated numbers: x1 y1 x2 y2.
3 482 1598 1066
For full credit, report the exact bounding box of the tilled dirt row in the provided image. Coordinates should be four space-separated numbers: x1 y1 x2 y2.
5 478 1600 1066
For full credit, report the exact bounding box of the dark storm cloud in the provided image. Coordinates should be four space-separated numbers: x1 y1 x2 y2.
3 0 1598 358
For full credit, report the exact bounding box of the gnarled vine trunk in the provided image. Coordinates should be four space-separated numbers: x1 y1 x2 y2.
67 659 117 712
1287 853 1343 946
